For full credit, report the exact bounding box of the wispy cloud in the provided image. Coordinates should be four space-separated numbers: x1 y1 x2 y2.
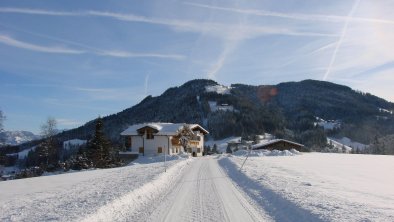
56 118 82 126
74 87 113 93
323 0 360 80
74 87 146 101
0 34 185 59
0 7 337 39
0 34 85 54
207 38 240 79
98 51 185 60
92 11 336 38
184 2 394 25
0 7 78 16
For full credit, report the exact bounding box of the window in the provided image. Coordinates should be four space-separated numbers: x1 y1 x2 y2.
158 147 162 153
125 136 132 148
146 130 154 139
197 148 201 153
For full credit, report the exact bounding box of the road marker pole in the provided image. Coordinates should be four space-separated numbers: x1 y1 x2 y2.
239 145 251 171
164 145 167 172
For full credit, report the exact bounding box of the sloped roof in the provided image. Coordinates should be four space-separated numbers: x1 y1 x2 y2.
120 123 209 136
252 139 304 149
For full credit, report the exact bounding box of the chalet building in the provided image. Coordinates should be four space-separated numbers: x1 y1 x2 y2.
252 139 304 151
120 123 209 157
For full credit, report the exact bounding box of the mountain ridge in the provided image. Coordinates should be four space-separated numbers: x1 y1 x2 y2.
11 79 394 150
0 130 40 146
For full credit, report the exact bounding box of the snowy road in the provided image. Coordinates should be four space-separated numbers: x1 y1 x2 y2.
148 156 268 222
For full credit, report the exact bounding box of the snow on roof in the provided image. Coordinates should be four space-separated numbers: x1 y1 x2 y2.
252 139 304 149
121 123 209 136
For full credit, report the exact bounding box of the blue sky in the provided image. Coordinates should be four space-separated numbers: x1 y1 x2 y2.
1 0 394 134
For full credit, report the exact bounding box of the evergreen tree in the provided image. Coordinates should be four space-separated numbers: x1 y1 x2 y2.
212 144 218 153
0 110 5 145
86 117 115 168
226 145 233 154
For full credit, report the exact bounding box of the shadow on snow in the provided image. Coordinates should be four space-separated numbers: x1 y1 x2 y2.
218 157 325 222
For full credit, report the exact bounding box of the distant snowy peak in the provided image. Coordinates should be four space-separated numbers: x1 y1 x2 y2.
205 84 232 94
0 130 40 146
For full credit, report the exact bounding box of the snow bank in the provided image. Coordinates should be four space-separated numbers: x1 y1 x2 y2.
80 157 192 222
232 149 301 157
0 156 191 221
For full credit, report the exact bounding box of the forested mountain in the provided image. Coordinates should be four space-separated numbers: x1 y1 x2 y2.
15 79 394 151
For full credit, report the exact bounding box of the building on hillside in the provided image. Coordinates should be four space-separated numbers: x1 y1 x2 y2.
120 123 209 157
252 139 304 151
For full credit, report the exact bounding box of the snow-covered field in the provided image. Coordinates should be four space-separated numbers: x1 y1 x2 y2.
1 152 393 222
222 152 394 221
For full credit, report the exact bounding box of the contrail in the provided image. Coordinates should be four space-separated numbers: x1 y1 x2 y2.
184 2 394 25
0 23 185 59
0 7 337 38
0 34 85 54
323 0 360 81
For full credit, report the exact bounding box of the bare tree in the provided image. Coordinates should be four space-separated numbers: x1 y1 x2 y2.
39 117 58 166
0 110 5 132
175 124 196 152
41 117 57 138
0 110 5 145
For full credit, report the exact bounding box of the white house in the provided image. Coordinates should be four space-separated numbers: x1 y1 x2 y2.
120 123 209 157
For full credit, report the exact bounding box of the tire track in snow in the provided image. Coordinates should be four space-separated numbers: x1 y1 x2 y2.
216 158 263 222
148 157 268 222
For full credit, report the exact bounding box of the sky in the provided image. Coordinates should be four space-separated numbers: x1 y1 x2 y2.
1 0 394 134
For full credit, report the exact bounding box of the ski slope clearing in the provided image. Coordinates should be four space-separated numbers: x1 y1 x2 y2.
0 156 190 221
222 153 394 221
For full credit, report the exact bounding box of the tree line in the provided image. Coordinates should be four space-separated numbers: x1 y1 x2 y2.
14 117 121 179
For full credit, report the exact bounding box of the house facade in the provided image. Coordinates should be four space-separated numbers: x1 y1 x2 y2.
120 123 209 157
